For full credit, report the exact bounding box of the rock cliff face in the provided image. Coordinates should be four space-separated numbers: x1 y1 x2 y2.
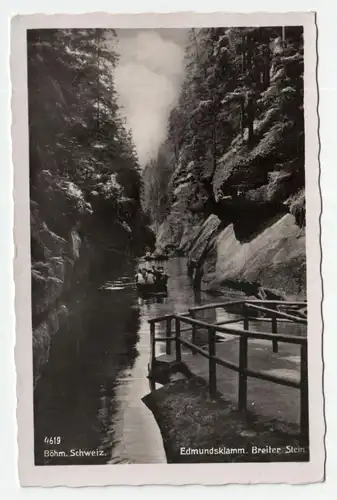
31 201 94 387
150 27 306 299
154 133 306 299
156 181 204 255
28 29 155 387
31 196 152 387
187 213 306 299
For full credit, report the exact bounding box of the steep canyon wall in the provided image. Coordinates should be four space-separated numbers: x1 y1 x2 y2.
150 27 306 299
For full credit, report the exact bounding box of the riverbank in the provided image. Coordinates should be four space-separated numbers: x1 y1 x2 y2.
143 373 309 464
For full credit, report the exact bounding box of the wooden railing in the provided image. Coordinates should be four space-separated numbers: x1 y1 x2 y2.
148 300 308 438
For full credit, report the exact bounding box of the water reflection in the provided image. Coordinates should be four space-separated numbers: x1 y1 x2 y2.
34 257 302 466
34 257 221 465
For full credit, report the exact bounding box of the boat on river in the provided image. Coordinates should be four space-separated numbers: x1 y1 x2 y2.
135 268 169 297
136 282 168 296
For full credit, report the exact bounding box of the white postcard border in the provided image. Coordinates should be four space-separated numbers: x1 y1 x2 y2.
11 11 323 486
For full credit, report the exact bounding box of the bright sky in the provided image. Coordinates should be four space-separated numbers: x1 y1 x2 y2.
114 29 187 166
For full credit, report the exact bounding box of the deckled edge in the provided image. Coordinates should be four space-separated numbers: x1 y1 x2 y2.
10 11 324 487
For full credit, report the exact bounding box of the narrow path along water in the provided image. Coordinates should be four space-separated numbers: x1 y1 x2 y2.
97 257 244 464
34 258 304 465
33 257 306 465
34 257 239 465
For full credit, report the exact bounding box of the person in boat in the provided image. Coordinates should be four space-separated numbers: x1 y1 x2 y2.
145 268 155 285
136 269 146 285
157 266 168 286
153 266 164 286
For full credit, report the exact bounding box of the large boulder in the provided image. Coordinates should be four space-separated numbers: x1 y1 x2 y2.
190 213 306 299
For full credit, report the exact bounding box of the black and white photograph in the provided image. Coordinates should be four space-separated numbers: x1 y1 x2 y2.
12 11 323 486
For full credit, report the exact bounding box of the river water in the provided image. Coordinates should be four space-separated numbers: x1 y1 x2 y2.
34 257 240 465
33 256 306 465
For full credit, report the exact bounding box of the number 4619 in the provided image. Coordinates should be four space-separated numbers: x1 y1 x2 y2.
44 437 61 445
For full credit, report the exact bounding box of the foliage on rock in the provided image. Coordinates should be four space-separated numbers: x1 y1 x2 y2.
144 26 305 241
28 29 151 320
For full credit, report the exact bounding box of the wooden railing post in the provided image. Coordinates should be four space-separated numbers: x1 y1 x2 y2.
243 304 249 330
150 321 156 373
166 317 172 355
300 342 309 443
190 309 197 355
271 313 278 352
175 317 182 362
208 327 217 396
238 334 248 411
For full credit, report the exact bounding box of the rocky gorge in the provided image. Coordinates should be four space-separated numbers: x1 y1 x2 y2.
28 29 154 387
145 27 306 300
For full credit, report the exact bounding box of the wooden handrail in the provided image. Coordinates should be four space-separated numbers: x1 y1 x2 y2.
190 299 307 313
216 318 244 326
176 315 306 345
168 318 241 336
244 303 307 324
179 338 209 357
245 367 300 389
246 299 307 306
148 314 174 324
154 336 177 342
189 300 246 312
171 318 243 339
177 315 240 330
247 317 295 323
149 301 308 439
148 311 191 325
149 301 307 322
178 340 301 389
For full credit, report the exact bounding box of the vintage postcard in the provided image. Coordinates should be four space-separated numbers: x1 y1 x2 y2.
12 11 323 486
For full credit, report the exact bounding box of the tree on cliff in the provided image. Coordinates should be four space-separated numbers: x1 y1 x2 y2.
142 140 175 230
28 29 149 250
28 29 150 315
156 26 305 226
